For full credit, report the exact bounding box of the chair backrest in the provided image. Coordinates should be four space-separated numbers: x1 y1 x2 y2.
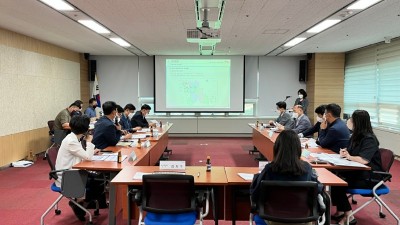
379 148 395 173
46 144 60 179
47 120 55 135
61 170 89 198
257 180 320 223
142 174 196 214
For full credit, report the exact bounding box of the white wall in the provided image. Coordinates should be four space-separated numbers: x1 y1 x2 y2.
92 55 306 116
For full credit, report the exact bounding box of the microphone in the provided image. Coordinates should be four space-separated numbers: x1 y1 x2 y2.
283 96 291 102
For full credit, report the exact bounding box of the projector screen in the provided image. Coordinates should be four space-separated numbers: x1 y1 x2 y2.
155 56 244 112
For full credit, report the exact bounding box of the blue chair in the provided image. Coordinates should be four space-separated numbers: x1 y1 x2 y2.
40 145 98 225
250 181 327 225
346 148 400 225
133 174 209 225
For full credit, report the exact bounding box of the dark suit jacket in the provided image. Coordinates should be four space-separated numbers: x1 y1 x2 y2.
302 121 321 137
131 111 149 128
92 116 122 149
317 119 350 153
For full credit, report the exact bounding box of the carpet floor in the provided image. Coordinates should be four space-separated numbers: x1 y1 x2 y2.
0 137 398 225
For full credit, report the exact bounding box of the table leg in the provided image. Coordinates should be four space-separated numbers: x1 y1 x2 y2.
108 172 118 225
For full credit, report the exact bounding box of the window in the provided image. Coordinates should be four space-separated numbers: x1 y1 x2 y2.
344 40 400 131
229 102 255 116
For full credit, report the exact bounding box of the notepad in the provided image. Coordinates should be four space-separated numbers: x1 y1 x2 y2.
133 172 152 180
238 173 254 181
311 153 367 168
91 154 127 162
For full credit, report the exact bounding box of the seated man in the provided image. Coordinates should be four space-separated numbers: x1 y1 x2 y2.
92 101 132 149
268 101 293 128
277 105 311 134
131 104 156 128
317 103 350 153
55 115 100 221
84 98 98 119
299 104 326 138
53 102 81 145
120 103 141 133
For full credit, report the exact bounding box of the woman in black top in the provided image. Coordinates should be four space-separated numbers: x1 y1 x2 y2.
294 89 309 115
331 110 383 225
250 130 319 225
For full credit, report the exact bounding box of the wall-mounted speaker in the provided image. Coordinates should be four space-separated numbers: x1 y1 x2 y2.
307 53 313 60
299 60 308 82
88 60 97 81
84 53 90 60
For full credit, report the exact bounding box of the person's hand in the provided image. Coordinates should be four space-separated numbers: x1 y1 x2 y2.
298 133 304 138
94 149 100 155
85 134 93 142
124 133 133 140
133 126 142 131
277 124 284 131
115 124 122 131
121 130 128 135
320 119 328 130
149 122 156 127
339 148 350 159
268 120 274 125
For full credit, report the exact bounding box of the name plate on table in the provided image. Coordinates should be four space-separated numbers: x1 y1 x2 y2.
159 161 186 170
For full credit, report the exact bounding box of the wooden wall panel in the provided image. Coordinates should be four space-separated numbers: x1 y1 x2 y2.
80 54 90 109
306 53 345 123
0 128 49 167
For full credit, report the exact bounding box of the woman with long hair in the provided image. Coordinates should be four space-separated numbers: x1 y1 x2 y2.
250 130 319 225
331 110 383 225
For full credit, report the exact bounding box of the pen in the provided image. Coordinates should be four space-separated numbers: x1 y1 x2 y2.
197 172 200 177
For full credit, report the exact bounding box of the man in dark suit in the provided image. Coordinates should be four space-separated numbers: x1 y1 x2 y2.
131 104 156 128
92 101 132 149
317 103 350 153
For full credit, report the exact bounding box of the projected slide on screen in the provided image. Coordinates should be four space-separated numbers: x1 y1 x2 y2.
155 55 244 112
166 59 230 108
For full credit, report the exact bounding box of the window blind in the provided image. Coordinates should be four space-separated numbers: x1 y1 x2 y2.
345 39 400 131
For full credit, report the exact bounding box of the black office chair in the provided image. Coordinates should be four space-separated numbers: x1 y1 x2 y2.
346 148 400 225
250 180 327 225
40 145 98 225
132 174 209 225
47 120 55 143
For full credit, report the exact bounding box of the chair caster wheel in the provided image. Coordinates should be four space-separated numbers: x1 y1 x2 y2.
379 212 386 218
55 209 61 215
351 199 357 204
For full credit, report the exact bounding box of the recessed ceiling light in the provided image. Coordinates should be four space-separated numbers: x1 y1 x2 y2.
78 20 110 34
307 19 341 33
40 0 74 11
110 38 131 47
284 37 307 47
347 0 382 10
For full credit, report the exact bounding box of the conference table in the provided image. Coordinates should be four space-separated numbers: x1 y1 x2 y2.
72 124 173 225
249 124 370 171
110 166 347 225
111 166 227 225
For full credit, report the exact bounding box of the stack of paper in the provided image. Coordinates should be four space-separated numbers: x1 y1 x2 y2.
311 153 367 168
238 173 254 181
91 153 128 162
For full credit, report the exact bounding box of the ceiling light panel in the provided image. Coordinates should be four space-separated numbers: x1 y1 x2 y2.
347 0 382 10
284 37 307 47
307 19 341 33
78 20 110 34
40 0 74 11
110 38 131 47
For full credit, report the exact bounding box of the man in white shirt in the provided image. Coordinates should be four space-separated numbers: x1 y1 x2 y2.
55 115 99 221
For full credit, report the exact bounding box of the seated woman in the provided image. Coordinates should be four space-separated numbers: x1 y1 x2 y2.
331 110 383 225
55 115 100 221
250 130 319 225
